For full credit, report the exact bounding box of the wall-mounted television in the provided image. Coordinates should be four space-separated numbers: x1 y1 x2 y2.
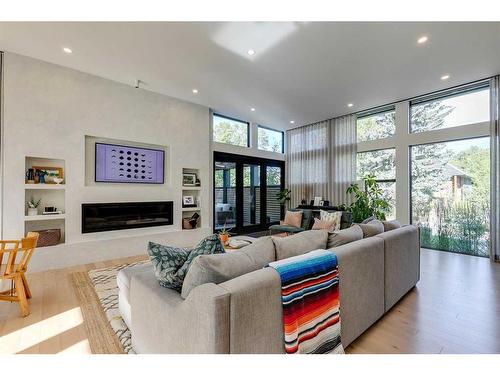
95 142 165 184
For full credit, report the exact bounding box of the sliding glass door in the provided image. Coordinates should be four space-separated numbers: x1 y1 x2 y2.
214 152 284 234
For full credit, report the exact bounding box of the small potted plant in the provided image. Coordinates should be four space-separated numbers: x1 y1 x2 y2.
218 222 233 246
27 197 41 216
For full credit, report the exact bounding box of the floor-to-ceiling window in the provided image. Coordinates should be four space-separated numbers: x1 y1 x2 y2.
356 81 491 257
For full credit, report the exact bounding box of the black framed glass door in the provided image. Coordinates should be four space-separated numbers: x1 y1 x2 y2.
214 152 285 234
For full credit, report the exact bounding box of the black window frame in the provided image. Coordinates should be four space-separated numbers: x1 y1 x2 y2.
257 125 284 153
212 113 250 147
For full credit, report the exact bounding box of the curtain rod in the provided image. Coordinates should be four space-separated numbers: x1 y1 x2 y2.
287 74 498 132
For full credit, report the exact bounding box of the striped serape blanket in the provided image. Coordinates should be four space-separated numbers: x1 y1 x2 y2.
269 249 344 354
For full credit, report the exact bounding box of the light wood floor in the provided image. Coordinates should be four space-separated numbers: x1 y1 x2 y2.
1 249 500 354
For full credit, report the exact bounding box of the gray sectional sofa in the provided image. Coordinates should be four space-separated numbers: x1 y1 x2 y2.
120 225 420 353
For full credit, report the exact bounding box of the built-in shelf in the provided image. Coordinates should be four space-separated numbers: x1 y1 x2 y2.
24 214 66 222
25 184 66 190
182 186 201 191
181 207 201 212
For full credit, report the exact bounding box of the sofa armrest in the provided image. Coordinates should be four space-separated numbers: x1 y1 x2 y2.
130 271 230 353
219 268 284 353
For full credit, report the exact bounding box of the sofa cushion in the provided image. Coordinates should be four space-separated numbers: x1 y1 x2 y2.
147 234 225 292
327 224 363 248
358 220 384 238
283 210 302 228
382 220 401 231
273 230 328 260
181 236 275 299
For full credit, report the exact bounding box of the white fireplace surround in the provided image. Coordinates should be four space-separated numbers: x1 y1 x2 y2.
0 52 211 272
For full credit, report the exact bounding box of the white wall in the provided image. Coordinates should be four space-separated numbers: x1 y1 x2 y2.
1 52 212 272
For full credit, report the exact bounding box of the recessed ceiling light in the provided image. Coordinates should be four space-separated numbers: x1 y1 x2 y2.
441 75 450 80
251 108 256 111
192 89 199 94
417 36 428 44
247 49 256 56
62 47 72 54
290 120 295 124
347 103 354 107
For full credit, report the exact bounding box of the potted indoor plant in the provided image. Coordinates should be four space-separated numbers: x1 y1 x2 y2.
346 175 390 223
218 222 233 246
27 197 41 216
276 188 291 218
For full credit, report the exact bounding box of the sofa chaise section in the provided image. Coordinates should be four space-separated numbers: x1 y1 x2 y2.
130 271 230 354
376 225 421 311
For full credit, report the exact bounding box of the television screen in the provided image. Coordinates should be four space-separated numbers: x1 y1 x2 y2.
95 142 164 184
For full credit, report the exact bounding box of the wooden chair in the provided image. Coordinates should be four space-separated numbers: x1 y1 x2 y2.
0 232 39 317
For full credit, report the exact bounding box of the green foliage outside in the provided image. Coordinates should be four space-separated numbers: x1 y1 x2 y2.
356 100 490 257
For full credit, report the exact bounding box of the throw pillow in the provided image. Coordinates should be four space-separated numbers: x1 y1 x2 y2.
358 220 385 238
327 224 364 248
273 230 328 260
147 242 190 292
147 234 225 292
383 220 401 231
320 210 342 231
181 236 275 299
361 216 376 224
311 217 336 231
177 234 226 276
283 210 303 228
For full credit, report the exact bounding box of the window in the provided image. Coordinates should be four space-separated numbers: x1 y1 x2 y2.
213 114 249 147
410 85 490 133
356 149 396 219
357 107 395 142
258 126 283 153
410 137 490 257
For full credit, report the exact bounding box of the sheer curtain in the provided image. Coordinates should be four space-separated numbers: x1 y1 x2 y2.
285 115 357 208
329 115 357 206
490 75 500 262
286 121 330 207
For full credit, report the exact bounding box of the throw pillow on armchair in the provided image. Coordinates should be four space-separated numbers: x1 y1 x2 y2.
282 210 303 228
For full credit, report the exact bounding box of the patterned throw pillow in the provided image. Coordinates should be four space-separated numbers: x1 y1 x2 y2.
147 234 225 292
320 210 342 231
147 242 190 291
311 217 336 231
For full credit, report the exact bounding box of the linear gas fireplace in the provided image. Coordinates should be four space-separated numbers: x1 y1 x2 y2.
82 201 173 233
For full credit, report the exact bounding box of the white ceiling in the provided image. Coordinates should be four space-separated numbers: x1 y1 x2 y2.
1 22 500 130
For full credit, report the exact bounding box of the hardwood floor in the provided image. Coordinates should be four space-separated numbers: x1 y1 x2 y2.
1 249 499 354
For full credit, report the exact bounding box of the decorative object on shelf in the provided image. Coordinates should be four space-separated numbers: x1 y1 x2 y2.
34 228 61 247
313 196 322 206
33 166 63 184
182 173 197 186
182 195 196 207
43 206 62 215
182 212 200 229
27 197 41 216
95 142 165 184
53 177 64 185
301 199 307 205
195 178 201 187
26 168 35 184
346 175 390 223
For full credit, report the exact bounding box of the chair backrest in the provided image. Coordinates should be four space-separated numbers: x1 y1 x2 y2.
0 232 39 277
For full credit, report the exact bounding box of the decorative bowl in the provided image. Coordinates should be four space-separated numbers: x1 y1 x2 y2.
53 177 64 185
